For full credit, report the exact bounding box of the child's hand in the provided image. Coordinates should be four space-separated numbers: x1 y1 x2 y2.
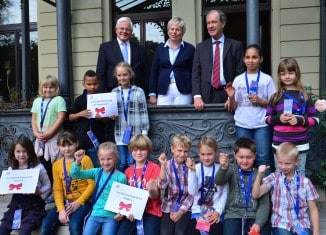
249 224 261 235
114 213 124 221
58 210 69 224
206 211 220 224
74 149 85 165
280 113 292 124
219 153 229 169
170 210 183 222
65 201 80 215
224 83 235 98
146 179 158 191
108 115 116 120
248 94 259 105
257 165 269 176
186 158 196 172
127 214 135 222
158 153 167 167
79 109 92 119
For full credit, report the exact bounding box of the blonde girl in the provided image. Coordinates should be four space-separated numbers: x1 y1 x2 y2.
186 135 228 235
31 75 67 185
111 62 149 172
266 58 319 175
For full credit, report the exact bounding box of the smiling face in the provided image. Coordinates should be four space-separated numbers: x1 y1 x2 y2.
98 149 117 173
42 84 57 99
116 21 132 42
234 148 256 171
206 11 225 39
277 153 298 178
171 144 189 164
14 144 29 168
279 69 297 90
58 143 77 160
244 47 263 74
115 66 131 89
199 145 216 167
168 23 184 44
131 148 148 166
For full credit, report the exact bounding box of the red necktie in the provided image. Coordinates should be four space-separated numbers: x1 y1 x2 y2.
212 41 221 88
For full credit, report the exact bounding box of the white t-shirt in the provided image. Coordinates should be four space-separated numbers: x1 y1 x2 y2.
233 71 276 128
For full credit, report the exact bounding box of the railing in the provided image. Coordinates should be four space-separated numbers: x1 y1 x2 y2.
0 105 325 176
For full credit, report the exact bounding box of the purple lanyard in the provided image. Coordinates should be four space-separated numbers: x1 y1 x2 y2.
133 160 148 189
121 87 132 122
283 173 300 218
238 167 254 211
245 70 260 95
40 97 53 130
172 159 186 203
200 163 215 205
63 158 74 195
91 169 114 208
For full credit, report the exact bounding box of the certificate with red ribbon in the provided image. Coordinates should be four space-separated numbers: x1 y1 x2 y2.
0 168 40 194
104 182 149 220
87 92 118 118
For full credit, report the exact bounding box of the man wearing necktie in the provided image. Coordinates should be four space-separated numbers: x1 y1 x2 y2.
192 10 245 110
96 16 148 95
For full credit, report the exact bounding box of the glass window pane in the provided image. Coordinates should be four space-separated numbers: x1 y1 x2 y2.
0 32 16 101
114 0 171 14
0 0 37 24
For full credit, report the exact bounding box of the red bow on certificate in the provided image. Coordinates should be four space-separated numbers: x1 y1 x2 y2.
118 202 132 211
9 183 22 190
95 107 105 115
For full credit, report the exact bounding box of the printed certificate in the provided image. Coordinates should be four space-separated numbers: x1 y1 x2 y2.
104 182 149 220
87 92 118 118
0 168 40 194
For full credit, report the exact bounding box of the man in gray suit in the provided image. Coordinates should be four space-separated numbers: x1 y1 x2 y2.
192 10 245 110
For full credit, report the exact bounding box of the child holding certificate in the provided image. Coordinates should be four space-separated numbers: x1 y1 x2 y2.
111 62 149 173
0 135 51 235
186 135 228 235
158 134 194 235
117 134 161 235
70 142 127 235
69 70 107 167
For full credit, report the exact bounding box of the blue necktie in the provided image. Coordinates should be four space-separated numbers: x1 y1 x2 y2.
121 42 128 63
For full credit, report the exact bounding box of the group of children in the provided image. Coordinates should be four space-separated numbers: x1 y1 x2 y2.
0 46 321 235
0 131 320 235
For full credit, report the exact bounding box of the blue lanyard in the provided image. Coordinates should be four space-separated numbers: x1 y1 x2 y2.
283 173 300 218
238 167 254 211
40 97 53 130
133 160 148 189
200 163 215 205
63 158 74 195
245 71 260 95
91 169 114 207
121 87 132 122
283 92 306 115
172 159 186 203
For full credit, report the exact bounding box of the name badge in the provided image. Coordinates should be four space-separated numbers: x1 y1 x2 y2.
12 209 22 229
122 125 133 144
284 99 293 114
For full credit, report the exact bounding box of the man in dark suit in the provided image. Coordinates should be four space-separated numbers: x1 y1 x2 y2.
96 16 148 95
192 10 245 110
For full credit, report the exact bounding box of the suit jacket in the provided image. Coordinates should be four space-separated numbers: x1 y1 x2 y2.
96 39 148 94
192 37 245 103
149 41 195 95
